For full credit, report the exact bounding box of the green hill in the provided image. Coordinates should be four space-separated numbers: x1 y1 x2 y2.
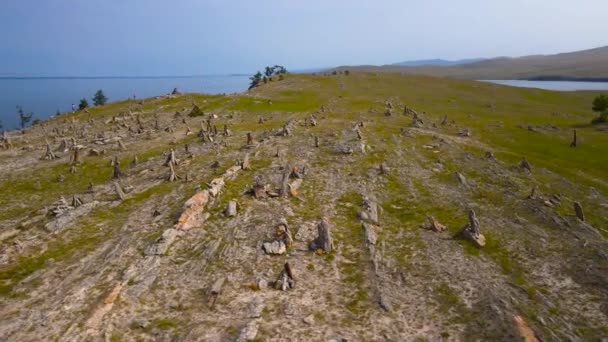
337 46 608 80
1 72 607 341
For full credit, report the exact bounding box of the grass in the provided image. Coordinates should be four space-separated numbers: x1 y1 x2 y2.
0 181 175 296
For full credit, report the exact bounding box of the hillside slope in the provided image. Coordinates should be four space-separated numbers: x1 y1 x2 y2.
1 73 608 341
337 46 608 80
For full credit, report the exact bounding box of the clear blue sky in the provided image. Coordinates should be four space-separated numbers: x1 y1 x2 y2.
1 0 606 76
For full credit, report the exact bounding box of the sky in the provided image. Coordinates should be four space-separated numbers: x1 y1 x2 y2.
1 0 606 76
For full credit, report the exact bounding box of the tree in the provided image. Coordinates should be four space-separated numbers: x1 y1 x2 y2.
17 106 34 129
79 98 89 111
264 66 273 78
591 94 608 124
92 89 108 106
249 71 262 90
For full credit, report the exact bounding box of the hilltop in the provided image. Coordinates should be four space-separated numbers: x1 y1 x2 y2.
337 46 608 80
391 58 486 67
1 72 607 341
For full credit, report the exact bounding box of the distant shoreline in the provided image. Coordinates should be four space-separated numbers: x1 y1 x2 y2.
0 74 250 80
520 76 608 82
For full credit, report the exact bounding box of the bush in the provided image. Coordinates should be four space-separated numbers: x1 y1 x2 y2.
591 94 608 124
188 104 204 117
79 98 89 110
92 89 108 106
592 94 608 113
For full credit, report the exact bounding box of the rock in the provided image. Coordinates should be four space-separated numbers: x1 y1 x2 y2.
210 277 225 296
573 201 585 221
379 294 393 312
247 296 264 318
426 215 447 232
520 158 531 172
224 200 238 217
288 178 303 197
275 220 293 248
145 228 180 255
379 162 390 175
360 197 379 224
309 217 334 253
513 315 538 342
275 262 295 291
237 321 259 342
362 222 378 245
303 314 315 325
134 319 150 329
256 277 268 290
45 201 99 233
456 209 486 247
262 240 286 255
456 172 467 186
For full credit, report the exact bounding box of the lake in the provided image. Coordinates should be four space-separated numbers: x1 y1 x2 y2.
0 75 250 130
482 80 608 91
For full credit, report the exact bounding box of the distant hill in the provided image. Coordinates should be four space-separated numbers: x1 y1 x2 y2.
391 58 485 67
336 46 608 80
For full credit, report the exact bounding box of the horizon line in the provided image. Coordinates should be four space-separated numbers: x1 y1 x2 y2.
0 74 251 80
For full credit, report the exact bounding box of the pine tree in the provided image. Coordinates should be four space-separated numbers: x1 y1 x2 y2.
92 89 108 106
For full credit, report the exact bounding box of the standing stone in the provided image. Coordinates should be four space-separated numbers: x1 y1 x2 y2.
519 158 531 172
41 142 59 160
309 217 333 253
114 182 125 201
456 209 485 247
574 201 585 221
224 200 238 217
112 156 122 179
275 262 295 291
241 153 251 170
570 129 577 147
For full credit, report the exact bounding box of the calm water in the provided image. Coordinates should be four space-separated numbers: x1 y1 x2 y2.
0 75 249 129
482 80 608 91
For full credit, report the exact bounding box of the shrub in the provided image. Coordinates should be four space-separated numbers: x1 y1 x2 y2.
78 98 89 110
